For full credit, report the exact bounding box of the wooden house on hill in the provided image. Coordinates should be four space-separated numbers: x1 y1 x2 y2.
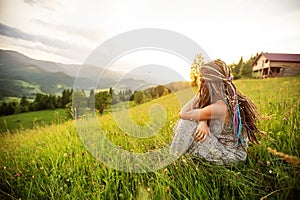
252 53 300 78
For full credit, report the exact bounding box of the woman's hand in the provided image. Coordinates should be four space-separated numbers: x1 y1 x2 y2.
194 121 211 142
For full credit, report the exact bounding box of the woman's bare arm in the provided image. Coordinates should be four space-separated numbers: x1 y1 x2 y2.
179 100 228 121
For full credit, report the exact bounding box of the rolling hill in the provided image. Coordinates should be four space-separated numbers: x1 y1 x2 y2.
0 50 76 99
0 50 156 99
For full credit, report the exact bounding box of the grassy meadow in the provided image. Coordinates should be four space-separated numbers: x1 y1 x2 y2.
0 109 69 133
0 77 300 199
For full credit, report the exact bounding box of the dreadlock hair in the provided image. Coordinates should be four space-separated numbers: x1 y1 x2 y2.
196 59 261 144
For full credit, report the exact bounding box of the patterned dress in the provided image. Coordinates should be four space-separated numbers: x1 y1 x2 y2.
170 118 248 165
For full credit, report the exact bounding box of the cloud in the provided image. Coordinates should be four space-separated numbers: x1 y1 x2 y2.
12 41 86 64
23 0 61 11
0 23 92 63
0 22 72 49
31 19 106 43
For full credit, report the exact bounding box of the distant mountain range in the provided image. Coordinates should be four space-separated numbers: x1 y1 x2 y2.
0 49 187 100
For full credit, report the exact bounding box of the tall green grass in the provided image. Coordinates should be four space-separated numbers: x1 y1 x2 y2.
0 77 299 199
0 109 68 133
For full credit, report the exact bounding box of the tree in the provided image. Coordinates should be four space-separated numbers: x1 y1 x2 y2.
33 93 49 110
55 95 62 108
133 91 145 105
20 95 30 113
242 55 256 77
156 85 167 97
238 57 244 77
61 89 72 108
6 102 17 115
190 54 204 86
72 90 87 119
119 90 126 102
47 95 56 110
0 102 8 116
95 91 111 114
88 89 95 110
150 88 158 99
109 87 113 95
230 56 256 79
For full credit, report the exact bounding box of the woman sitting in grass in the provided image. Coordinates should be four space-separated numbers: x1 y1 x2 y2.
170 59 262 165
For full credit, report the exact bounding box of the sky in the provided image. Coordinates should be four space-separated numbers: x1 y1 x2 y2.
0 0 300 80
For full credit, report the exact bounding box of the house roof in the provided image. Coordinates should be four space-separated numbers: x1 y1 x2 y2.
254 53 300 64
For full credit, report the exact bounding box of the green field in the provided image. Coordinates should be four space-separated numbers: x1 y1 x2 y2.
0 77 299 199
0 109 69 133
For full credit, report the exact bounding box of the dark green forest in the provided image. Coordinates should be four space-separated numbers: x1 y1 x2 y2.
0 84 175 117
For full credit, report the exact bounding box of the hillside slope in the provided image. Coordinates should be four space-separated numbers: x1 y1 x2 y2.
0 77 299 199
0 49 182 99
